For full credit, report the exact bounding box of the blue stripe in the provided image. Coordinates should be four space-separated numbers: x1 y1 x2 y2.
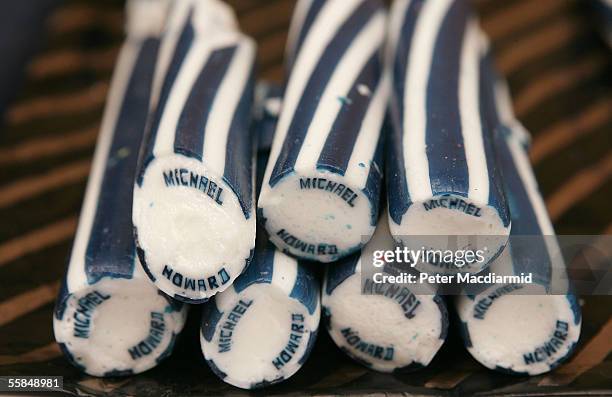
434 295 449 340
250 376 285 389
206 359 228 379
324 252 359 295
223 63 255 219
387 0 422 225
134 228 156 282
495 134 551 286
201 298 223 343
298 328 319 365
316 52 382 176
58 342 86 372
155 332 177 364
103 369 134 377
174 46 238 161
567 293 581 325
85 38 159 285
494 365 529 377
137 10 194 186
232 240 275 294
363 131 384 226
290 261 319 315
479 55 511 227
459 320 472 348
269 1 380 187
425 0 470 197
159 289 184 312
548 341 578 372
288 0 326 70
55 272 70 320
480 52 501 128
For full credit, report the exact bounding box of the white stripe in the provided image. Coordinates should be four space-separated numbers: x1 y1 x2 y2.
148 2 192 112
507 137 567 290
125 0 170 39
285 0 314 64
385 0 411 71
494 77 515 126
67 41 139 291
345 71 390 189
508 138 554 235
403 0 452 202
262 0 360 194
460 20 489 203
293 12 385 174
152 41 207 156
271 250 299 296
202 37 255 176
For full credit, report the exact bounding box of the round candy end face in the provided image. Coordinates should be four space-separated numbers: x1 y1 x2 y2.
323 274 446 372
391 195 510 273
53 279 186 376
133 156 255 301
201 284 319 389
261 171 375 262
459 291 581 375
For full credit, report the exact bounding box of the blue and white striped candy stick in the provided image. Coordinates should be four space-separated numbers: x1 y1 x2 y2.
132 0 257 302
200 100 320 390
200 232 320 389
455 53 581 376
478 37 531 149
53 0 188 377
323 212 448 372
386 0 510 274
258 0 389 263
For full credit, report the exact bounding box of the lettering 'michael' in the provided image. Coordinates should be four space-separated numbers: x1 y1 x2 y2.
162 168 223 206
299 177 358 207
362 279 420 319
73 291 111 338
423 197 482 217
217 299 254 353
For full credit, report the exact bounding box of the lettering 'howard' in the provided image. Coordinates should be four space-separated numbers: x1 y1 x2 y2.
162 168 223 205
341 327 394 361
523 320 569 365
217 299 254 353
272 313 305 370
276 229 338 256
162 264 230 292
73 291 111 338
299 178 358 207
128 312 166 360
423 197 482 217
